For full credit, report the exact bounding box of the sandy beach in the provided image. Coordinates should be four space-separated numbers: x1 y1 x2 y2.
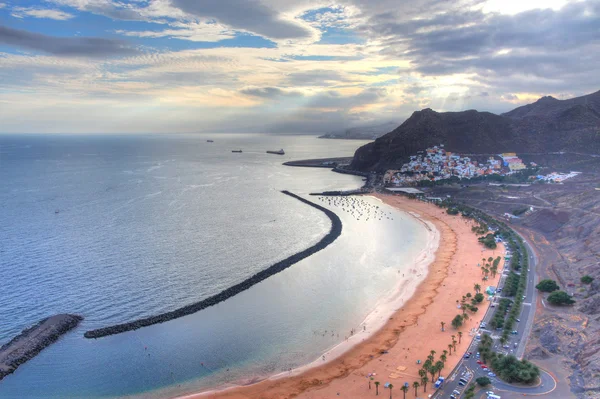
176 193 503 399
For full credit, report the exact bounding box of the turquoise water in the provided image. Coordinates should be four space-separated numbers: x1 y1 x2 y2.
0 133 428 398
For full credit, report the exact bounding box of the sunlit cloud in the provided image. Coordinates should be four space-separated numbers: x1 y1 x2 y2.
11 6 75 20
0 0 598 133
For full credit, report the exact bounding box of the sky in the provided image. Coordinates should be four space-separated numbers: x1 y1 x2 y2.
0 0 599 133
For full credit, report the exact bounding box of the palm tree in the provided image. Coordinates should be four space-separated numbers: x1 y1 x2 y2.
442 349 448 357
400 385 408 399
440 353 447 364
418 368 426 379
435 360 444 377
462 312 469 321
430 349 436 359
375 381 380 395
413 381 420 396
369 377 373 389
458 331 463 344
421 375 428 392
440 321 445 332
448 343 453 355
474 283 481 293
428 365 436 382
388 383 394 399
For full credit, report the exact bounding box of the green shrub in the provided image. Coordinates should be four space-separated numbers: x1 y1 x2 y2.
581 275 594 284
535 279 560 292
476 376 491 386
490 354 539 384
547 291 576 305
451 314 464 329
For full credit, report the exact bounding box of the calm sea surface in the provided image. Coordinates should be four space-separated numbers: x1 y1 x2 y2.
0 133 428 398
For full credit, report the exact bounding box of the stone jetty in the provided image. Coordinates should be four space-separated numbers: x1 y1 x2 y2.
0 314 83 381
84 190 342 339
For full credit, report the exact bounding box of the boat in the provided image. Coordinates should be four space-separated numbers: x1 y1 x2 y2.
232 150 242 153
55 209 60 214
207 140 214 142
266 149 285 155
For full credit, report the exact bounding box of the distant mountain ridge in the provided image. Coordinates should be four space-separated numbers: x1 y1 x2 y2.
320 121 399 140
351 90 600 171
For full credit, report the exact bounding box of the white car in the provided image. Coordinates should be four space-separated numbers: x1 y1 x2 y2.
488 372 496 377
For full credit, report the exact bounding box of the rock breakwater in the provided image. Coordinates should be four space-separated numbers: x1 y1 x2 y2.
0 314 83 381
84 190 342 339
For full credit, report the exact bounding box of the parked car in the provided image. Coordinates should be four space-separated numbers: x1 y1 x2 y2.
488 372 496 377
516 318 520 322
511 330 518 334
476 360 483 364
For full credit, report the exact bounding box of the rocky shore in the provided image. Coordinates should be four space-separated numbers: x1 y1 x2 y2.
0 314 83 381
84 190 342 339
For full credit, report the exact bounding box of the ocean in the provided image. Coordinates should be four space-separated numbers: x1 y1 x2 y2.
0 133 429 399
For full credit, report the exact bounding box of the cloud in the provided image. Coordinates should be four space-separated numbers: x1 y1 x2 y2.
171 0 314 40
11 7 75 20
48 0 146 21
306 87 388 110
117 21 236 42
0 25 138 57
285 69 351 86
240 86 304 98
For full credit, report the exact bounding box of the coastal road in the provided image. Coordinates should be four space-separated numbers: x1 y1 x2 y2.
430 231 554 398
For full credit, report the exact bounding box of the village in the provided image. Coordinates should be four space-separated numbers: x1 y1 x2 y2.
383 145 581 186
384 145 528 186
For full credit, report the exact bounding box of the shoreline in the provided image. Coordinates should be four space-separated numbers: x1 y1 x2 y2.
173 193 501 399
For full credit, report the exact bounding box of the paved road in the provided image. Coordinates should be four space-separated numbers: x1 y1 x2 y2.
430 231 555 399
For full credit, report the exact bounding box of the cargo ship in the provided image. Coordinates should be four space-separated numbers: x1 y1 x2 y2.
266 149 285 155
232 149 242 153
207 140 214 143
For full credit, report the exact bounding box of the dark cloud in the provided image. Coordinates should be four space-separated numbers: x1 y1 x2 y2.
0 25 138 57
240 87 304 98
360 1 600 93
171 0 312 39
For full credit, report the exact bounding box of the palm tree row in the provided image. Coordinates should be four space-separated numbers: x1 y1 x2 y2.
368 336 460 397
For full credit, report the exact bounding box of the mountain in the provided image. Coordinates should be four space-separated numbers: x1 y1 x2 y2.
351 90 600 171
319 121 399 140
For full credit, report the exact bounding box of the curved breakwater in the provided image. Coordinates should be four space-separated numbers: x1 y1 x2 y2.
84 190 342 339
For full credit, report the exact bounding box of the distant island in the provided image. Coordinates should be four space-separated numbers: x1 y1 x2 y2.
319 121 399 140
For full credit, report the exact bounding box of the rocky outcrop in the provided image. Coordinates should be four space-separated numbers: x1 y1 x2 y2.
84 191 342 339
0 314 83 381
